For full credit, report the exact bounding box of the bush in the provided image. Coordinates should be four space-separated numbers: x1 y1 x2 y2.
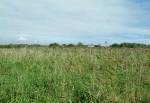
0 44 28 48
77 42 87 47
110 43 149 48
49 43 61 48
94 45 101 48
66 44 76 47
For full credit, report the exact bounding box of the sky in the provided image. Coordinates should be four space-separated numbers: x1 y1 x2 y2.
0 0 150 44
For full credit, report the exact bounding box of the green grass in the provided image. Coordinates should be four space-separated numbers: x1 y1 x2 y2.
0 47 150 103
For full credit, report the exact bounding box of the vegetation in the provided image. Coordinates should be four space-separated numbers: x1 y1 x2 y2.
0 47 149 103
0 42 149 48
49 43 61 48
110 43 150 48
0 44 45 48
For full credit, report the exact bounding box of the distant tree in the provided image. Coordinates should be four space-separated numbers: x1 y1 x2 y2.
0 44 29 48
28 44 41 47
110 43 120 48
67 44 76 47
94 44 101 48
49 43 61 48
62 44 67 47
110 43 148 48
77 42 86 47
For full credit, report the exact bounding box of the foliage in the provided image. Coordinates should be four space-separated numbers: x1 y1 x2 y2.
49 43 61 48
110 42 150 48
94 44 102 48
0 42 149 48
77 42 86 47
65 44 76 47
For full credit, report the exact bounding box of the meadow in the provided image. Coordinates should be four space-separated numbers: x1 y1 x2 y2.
0 47 149 103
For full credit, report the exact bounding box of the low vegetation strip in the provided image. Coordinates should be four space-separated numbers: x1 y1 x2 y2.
0 48 150 103
0 42 150 48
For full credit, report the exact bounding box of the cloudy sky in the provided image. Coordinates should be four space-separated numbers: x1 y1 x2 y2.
0 0 150 44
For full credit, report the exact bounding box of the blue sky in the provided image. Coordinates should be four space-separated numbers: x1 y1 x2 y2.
0 0 150 44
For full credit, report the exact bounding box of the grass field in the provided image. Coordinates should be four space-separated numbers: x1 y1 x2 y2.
0 47 150 103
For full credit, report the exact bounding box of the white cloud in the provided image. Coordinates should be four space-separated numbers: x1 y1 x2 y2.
0 0 150 44
18 36 28 41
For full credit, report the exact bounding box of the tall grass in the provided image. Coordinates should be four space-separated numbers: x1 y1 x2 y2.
0 47 149 103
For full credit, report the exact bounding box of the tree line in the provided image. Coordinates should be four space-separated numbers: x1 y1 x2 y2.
110 43 150 48
0 42 149 48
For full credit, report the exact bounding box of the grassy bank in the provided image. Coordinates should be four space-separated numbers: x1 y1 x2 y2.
0 47 149 103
